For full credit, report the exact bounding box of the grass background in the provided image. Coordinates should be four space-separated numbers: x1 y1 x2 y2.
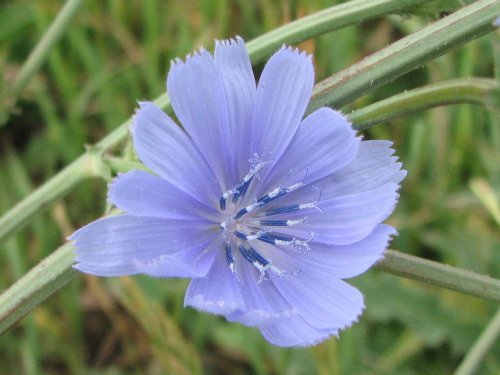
1 0 499 374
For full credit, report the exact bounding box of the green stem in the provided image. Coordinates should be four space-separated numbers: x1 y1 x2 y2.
454 309 500 375
4 0 84 121
309 0 500 111
246 0 437 64
349 78 500 130
0 243 76 335
0 147 110 243
376 250 500 302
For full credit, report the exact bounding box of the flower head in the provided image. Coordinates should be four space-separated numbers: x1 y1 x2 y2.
71 37 405 347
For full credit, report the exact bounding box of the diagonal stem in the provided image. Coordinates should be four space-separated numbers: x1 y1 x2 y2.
453 308 500 375
349 78 500 130
309 0 500 111
376 250 500 302
2 0 85 126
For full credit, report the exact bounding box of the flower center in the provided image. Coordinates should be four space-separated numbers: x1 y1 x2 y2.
218 160 322 282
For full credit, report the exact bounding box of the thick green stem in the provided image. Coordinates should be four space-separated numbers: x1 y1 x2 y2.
309 0 500 111
454 309 500 375
349 78 500 130
0 243 76 335
0 147 110 243
376 250 500 302
3 0 85 124
246 0 436 64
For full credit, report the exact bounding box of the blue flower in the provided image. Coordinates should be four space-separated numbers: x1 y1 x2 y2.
71 37 405 347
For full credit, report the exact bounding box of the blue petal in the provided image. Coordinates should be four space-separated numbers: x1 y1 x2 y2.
184 250 246 315
167 49 233 191
134 237 220 278
320 140 406 197
258 107 360 195
71 215 214 276
108 170 218 220
214 37 256 183
226 259 298 326
132 102 220 205
273 271 364 330
275 224 395 279
266 183 400 246
259 316 338 347
250 46 314 163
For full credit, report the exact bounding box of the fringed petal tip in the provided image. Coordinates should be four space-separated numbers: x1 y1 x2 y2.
257 307 367 348
281 305 364 348
215 35 245 49
129 101 154 134
169 48 211 69
277 44 313 61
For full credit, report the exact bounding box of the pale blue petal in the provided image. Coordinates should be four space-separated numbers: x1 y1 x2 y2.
312 183 400 245
132 102 220 205
185 250 246 315
265 183 400 246
273 271 364 330
214 37 256 182
108 170 218 220
320 140 406 197
134 255 204 278
226 259 297 326
71 215 213 276
259 316 338 347
277 224 395 279
250 47 314 162
258 107 360 195
134 236 220 278
167 50 233 190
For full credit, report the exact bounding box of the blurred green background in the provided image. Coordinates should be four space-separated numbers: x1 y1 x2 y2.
1 0 499 374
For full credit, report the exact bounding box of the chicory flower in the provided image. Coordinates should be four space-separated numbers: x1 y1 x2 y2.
71 37 405 347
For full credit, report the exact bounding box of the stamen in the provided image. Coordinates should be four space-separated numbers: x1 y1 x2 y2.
219 159 269 210
233 181 307 219
239 245 268 266
234 231 247 240
238 245 283 282
264 188 324 216
259 217 308 226
257 232 294 245
234 229 266 241
257 232 314 254
225 243 237 276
